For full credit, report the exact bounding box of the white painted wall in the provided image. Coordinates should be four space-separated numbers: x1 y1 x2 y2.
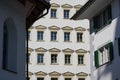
29 0 90 80
90 0 120 80
0 0 26 80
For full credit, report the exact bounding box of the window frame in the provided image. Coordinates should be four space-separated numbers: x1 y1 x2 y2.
51 9 57 19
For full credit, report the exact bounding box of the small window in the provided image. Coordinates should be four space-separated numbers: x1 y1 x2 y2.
78 55 84 64
65 54 71 64
51 9 57 18
27 31 30 40
78 78 85 80
51 78 58 80
37 31 44 41
37 77 44 80
51 54 57 64
77 33 83 42
51 32 57 41
27 53 30 63
37 54 44 64
65 78 71 80
64 32 70 42
64 10 69 19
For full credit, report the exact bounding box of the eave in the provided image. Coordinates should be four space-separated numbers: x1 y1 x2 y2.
71 0 112 20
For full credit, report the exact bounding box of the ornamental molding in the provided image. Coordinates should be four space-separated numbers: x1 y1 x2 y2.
62 4 73 8
49 71 61 76
35 47 47 52
76 72 88 76
74 27 86 31
62 26 73 31
75 49 87 53
48 25 60 30
28 47 33 52
49 48 61 52
62 48 74 53
35 71 47 76
74 4 82 9
35 25 47 30
63 72 75 76
51 3 60 8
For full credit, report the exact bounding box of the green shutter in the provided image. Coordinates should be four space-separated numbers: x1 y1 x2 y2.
93 16 98 32
94 50 99 68
109 42 114 61
107 5 112 24
118 38 120 56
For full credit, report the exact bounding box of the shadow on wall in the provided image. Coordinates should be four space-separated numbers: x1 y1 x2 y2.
97 16 120 80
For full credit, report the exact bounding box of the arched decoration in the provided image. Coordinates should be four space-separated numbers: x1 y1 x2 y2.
49 48 61 52
35 25 47 30
62 48 74 53
51 3 60 8
48 25 60 30
62 4 73 8
74 27 86 31
35 47 47 52
74 4 82 10
49 71 61 76
62 26 73 31
3 18 17 72
28 47 33 52
76 72 88 76
63 72 75 76
35 71 47 76
75 49 87 53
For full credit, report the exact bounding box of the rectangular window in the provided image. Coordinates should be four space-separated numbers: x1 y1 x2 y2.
51 9 57 18
78 55 84 64
78 78 85 80
92 5 112 32
64 10 69 19
27 31 30 40
51 78 58 80
65 54 71 64
77 33 83 42
65 78 71 80
37 54 44 63
26 53 30 63
51 32 57 41
94 42 113 68
51 54 57 64
37 77 44 80
37 31 43 40
64 32 70 42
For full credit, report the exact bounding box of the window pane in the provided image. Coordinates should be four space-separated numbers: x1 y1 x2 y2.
65 55 71 64
77 33 83 42
51 78 58 80
51 9 57 18
37 77 44 80
78 55 84 64
64 10 69 19
65 78 71 80
51 54 57 64
38 54 44 63
51 32 57 41
64 32 70 41
37 31 43 40
78 78 85 80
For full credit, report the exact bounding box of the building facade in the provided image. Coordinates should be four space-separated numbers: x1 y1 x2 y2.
72 0 120 80
0 0 50 80
28 0 90 80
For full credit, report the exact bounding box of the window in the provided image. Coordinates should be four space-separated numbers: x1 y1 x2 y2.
51 9 57 18
65 54 71 64
77 33 83 42
51 78 58 80
91 5 112 32
78 55 84 64
64 10 69 19
37 77 44 80
78 78 85 80
3 18 17 73
94 42 114 68
51 54 57 64
64 32 70 42
51 32 57 41
27 31 30 40
37 54 44 64
27 53 30 63
37 31 43 40
65 78 71 80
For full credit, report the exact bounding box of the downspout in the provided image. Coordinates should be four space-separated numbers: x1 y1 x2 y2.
26 1 50 80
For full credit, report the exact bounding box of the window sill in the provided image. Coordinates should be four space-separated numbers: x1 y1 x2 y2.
50 40 58 42
64 64 72 65
50 17 58 19
64 41 72 43
77 41 84 43
51 63 59 65
37 40 45 42
78 64 85 66
37 63 45 65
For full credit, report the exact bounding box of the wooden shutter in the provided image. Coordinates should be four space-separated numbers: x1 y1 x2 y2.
94 50 99 68
93 16 98 32
109 42 114 61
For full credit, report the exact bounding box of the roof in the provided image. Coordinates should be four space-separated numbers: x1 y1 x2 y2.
71 0 96 20
18 0 51 29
